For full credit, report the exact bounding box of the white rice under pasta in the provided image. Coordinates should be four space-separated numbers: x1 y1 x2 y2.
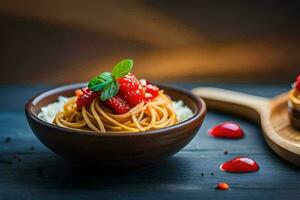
37 96 69 123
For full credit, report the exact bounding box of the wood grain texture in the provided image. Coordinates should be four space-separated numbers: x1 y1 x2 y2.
1 84 300 200
192 87 300 167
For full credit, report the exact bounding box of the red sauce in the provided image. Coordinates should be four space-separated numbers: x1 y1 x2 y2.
216 182 230 190
208 122 244 138
220 156 259 173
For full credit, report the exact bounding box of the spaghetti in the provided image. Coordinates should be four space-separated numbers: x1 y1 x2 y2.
54 91 177 133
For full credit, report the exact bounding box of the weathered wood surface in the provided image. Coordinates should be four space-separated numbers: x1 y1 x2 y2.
0 84 300 200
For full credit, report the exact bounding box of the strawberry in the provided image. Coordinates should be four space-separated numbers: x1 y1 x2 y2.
296 74 300 91
144 92 154 101
118 73 140 92
76 87 99 109
118 73 144 107
140 79 159 101
145 84 159 99
104 94 130 114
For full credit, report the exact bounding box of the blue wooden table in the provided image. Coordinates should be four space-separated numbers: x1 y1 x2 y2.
1 83 300 200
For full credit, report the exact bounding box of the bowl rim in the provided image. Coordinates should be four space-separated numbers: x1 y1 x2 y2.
25 82 206 137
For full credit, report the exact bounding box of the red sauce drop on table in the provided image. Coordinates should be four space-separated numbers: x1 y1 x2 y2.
216 182 230 190
220 156 259 173
208 122 244 138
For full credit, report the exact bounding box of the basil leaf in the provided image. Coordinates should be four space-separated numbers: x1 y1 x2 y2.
112 59 133 79
88 72 113 91
100 80 119 101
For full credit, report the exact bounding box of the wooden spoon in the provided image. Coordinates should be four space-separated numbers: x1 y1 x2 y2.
192 87 300 167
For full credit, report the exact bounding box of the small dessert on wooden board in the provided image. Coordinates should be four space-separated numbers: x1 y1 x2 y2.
288 75 300 130
192 83 300 167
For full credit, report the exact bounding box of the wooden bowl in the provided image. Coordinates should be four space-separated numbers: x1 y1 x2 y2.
25 83 206 167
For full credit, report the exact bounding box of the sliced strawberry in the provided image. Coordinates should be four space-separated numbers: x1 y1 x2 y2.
146 84 159 97
144 92 154 101
141 81 160 101
296 74 300 91
118 73 144 107
76 87 99 109
104 94 130 114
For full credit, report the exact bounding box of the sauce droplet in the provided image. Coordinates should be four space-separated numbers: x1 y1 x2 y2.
220 156 259 173
208 122 244 138
215 182 230 190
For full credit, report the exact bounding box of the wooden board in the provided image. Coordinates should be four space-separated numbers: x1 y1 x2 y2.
192 87 300 167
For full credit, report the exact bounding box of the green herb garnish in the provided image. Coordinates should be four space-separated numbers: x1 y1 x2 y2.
112 59 133 78
88 58 133 101
88 72 113 92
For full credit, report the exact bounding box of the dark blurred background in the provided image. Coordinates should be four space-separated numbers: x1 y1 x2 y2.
0 0 299 84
